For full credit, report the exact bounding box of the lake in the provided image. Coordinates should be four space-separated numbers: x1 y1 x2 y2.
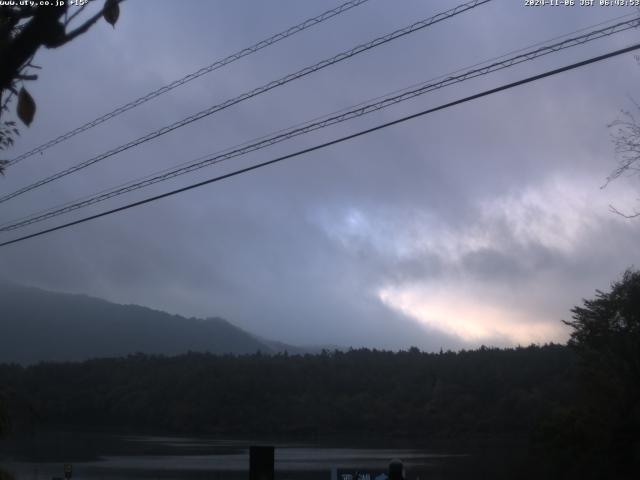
0 431 527 479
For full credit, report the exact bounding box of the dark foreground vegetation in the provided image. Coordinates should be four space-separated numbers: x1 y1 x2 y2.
1 270 639 478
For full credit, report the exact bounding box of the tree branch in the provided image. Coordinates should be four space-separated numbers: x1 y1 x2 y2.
15 74 37 81
64 4 89 27
609 204 640 219
60 7 104 44
61 0 125 45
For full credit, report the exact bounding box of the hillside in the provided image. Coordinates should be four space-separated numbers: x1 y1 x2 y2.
0 283 272 363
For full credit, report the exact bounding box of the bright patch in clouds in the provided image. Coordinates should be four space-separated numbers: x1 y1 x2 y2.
374 177 602 344
478 176 599 254
378 283 566 345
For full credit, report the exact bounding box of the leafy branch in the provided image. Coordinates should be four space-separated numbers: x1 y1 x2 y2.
0 0 123 174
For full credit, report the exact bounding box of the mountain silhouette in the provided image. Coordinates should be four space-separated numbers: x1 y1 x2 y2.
0 282 272 363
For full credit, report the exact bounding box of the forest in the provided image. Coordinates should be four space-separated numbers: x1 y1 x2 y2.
0 345 573 438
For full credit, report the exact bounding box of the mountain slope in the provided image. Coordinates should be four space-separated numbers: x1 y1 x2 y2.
0 283 272 363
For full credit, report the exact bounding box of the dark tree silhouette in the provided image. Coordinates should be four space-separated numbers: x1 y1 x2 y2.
0 393 7 435
0 0 122 174
565 269 640 351
559 269 640 476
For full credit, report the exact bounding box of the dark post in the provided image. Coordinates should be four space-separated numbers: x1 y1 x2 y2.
388 458 405 480
249 445 274 480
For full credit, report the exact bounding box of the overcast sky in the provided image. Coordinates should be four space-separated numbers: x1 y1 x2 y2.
1 0 639 350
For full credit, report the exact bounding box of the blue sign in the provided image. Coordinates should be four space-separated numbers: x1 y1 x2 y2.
336 469 388 480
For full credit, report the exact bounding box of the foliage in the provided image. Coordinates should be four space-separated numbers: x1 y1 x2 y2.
566 269 640 351
0 119 17 174
543 269 640 477
0 1 123 174
565 269 640 426
0 345 575 438
0 393 8 435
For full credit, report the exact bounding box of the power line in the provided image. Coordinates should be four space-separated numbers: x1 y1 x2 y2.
2 15 638 233
5 0 372 168
3 14 637 231
1 41 638 249
0 0 491 205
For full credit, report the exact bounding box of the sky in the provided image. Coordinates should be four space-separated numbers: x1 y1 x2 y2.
1 0 640 351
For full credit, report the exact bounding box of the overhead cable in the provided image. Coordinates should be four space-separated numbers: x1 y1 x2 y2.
2 15 638 233
5 0 372 167
1 41 639 248
0 0 491 204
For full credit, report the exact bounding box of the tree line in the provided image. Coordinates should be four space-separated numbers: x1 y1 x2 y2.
0 344 575 438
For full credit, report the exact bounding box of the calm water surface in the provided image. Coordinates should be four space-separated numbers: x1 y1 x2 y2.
1 432 474 479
